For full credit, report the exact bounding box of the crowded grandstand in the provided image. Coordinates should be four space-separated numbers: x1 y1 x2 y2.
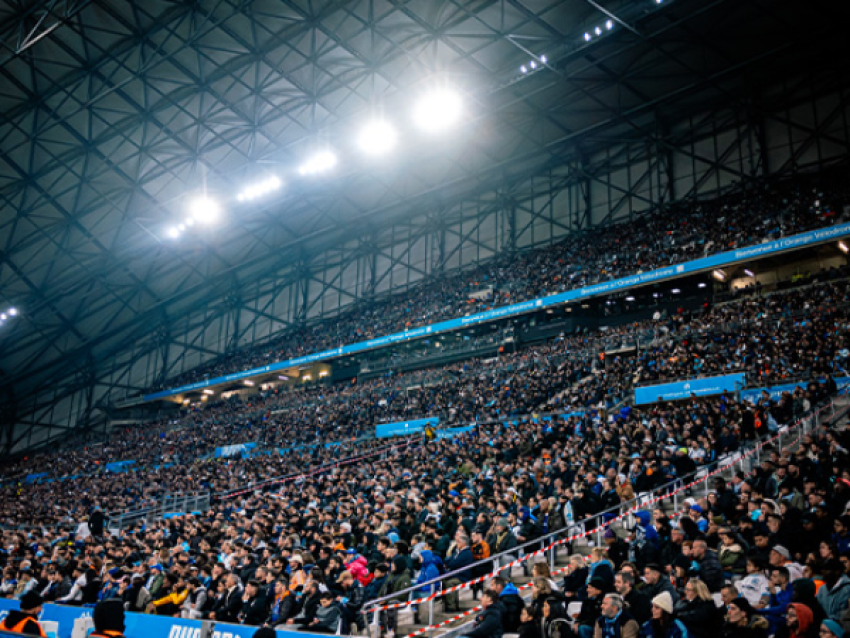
1 1 849 638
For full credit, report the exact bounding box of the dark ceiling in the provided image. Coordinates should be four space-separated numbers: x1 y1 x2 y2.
0 0 845 405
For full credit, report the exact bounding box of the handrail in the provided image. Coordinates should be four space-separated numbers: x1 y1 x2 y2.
361 394 841 616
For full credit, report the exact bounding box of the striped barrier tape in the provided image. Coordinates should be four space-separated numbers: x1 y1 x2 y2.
365 404 829 617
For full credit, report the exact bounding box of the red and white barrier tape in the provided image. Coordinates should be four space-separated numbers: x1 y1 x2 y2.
367 404 829 619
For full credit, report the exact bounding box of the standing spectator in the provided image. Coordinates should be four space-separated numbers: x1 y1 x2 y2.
489 577 524 633
444 533 474 612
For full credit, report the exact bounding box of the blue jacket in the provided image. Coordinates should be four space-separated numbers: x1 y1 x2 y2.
760 582 794 634
817 575 850 622
445 547 474 583
415 551 444 595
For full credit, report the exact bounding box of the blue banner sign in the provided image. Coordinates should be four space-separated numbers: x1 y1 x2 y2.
105 460 136 473
24 472 48 484
144 223 850 402
437 425 476 439
740 376 850 404
214 442 257 458
0 598 316 638
634 373 746 405
376 417 439 438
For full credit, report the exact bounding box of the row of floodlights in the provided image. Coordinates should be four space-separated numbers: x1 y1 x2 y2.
166 90 463 239
0 307 19 324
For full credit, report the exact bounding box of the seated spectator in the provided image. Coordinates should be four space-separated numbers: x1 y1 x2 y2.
303 591 341 634
594 593 639 638
817 560 850 623
489 576 524 633
615 571 651 626
777 603 816 638
462 590 504 638
675 579 723 638
721 598 768 638
643 565 678 605
641 592 687 638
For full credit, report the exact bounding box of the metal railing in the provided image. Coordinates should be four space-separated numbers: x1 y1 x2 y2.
106 491 211 529
361 393 846 634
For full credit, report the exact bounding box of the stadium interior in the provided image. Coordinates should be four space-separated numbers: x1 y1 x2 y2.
1 0 850 637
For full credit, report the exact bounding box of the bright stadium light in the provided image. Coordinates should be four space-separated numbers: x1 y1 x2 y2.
698 282 707 288
188 196 221 224
606 20 614 30
413 90 463 133
8 308 17 316
530 61 537 69
540 55 547 63
358 120 397 156
521 65 528 73
238 176 282 201
584 32 592 41
595 26 602 35
167 226 181 239
299 151 337 176
0 314 6 321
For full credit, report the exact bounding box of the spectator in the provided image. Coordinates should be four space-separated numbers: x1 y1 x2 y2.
615 571 651 626
489 576 524 633
721 598 768 638
817 560 850 622
444 533 474 612
640 592 687 638
643 565 678 605
594 593 640 638
675 579 723 638
690 541 724 592
462 590 504 638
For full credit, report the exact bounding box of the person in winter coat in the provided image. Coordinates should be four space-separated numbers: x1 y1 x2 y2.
444 533 475 611
120 575 151 612
817 560 850 622
578 578 608 638
718 531 746 576
615 571 651 625
594 593 640 638
675 579 722 638
490 576 524 633
792 579 826 635
378 556 412 636
776 603 816 638
180 577 207 619
690 541 724 593
462 590 504 638
489 519 519 567
761 566 794 636
518 606 542 638
643 565 679 605
631 512 660 571
564 556 589 601
267 580 294 626
343 550 369 585
414 550 444 596
305 591 342 634
541 597 569 638
640 592 688 638
720 597 768 638
587 549 615 593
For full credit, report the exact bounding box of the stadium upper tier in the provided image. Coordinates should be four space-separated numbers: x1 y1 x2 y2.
2 275 848 527
136 172 850 403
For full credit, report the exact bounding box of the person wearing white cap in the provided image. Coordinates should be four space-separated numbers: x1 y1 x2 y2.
640 592 688 638
769 545 804 581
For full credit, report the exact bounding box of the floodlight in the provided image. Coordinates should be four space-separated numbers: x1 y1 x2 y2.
584 33 592 41
167 227 181 239
744 268 755 277
8 308 17 316
698 282 707 288
839 241 849 253
625 296 635 302
530 61 537 69
0 314 6 321
203 389 215 395
713 269 726 281
595 26 602 35
606 20 614 30
413 90 463 133
358 120 397 155
521 65 528 73
540 55 547 63
299 151 337 176
671 288 681 294
188 196 221 224
244 380 255 386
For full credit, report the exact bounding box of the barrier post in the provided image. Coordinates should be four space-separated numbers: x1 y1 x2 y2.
428 599 434 638
549 544 556 573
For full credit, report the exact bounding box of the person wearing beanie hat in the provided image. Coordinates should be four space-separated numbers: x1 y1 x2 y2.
821 620 845 638
91 598 126 638
640 592 687 638
0 589 46 636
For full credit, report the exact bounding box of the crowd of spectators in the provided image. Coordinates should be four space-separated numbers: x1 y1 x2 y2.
150 170 850 395
1 170 850 638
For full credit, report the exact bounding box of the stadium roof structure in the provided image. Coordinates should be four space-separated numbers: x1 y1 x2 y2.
0 0 847 453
